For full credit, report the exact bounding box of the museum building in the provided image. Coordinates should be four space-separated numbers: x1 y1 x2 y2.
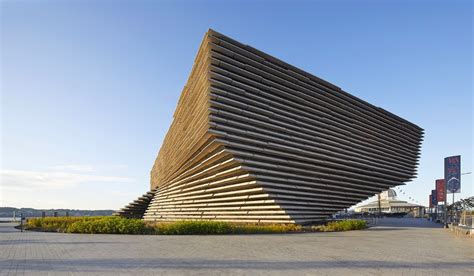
117 29 423 224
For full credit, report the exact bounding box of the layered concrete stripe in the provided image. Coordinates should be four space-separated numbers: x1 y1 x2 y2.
116 189 156 219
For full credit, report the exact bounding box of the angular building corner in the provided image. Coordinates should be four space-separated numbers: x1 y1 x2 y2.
116 29 424 224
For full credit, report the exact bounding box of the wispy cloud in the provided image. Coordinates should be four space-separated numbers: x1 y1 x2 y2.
46 164 129 172
1 169 132 190
47 165 95 172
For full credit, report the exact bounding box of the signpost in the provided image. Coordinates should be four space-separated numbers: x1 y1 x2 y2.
20 213 24 232
435 179 445 202
429 194 433 221
435 179 445 222
444 155 461 225
431 190 437 220
431 190 437 206
445 156 461 193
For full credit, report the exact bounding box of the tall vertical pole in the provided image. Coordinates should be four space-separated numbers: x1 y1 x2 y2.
451 193 455 224
443 201 446 226
378 193 381 217
20 213 23 232
444 157 448 227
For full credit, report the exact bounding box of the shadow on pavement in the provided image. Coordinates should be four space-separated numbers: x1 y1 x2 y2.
0 240 121 245
369 218 443 229
0 223 20 233
0 258 472 272
366 227 407 231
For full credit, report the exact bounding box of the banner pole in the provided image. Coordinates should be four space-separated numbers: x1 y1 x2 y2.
452 192 455 224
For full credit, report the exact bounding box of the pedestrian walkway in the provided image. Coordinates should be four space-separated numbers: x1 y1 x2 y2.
0 218 472 275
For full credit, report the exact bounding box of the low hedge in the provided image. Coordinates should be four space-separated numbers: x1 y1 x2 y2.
229 223 302 234
153 221 302 235
154 220 232 235
312 219 367 232
25 217 151 234
25 217 100 232
25 217 366 234
67 217 151 234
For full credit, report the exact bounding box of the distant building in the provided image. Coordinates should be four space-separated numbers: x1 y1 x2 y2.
354 189 424 217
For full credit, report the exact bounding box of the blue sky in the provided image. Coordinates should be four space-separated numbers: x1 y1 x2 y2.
1 0 472 210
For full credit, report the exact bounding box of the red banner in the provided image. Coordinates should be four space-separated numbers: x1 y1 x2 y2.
429 194 433 208
436 179 445 202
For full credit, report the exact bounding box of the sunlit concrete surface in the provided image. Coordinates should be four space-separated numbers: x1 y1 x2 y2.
1 218 472 275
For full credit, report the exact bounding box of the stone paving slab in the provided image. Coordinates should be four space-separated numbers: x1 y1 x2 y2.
0 218 472 275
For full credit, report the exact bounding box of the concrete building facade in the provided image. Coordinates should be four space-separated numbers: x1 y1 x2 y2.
118 29 423 224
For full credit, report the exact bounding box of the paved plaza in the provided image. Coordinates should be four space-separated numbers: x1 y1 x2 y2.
0 218 472 275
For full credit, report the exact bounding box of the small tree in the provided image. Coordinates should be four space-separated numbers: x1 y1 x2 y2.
447 196 474 212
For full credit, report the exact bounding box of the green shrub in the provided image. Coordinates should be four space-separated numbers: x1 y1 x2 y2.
312 220 367 232
25 217 102 232
231 223 301 234
151 221 301 235
66 217 151 234
26 216 152 234
154 220 232 235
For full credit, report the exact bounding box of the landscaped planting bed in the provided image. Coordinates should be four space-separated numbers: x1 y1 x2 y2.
24 217 367 234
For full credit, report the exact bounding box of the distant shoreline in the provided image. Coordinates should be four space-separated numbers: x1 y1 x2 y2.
0 207 116 218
